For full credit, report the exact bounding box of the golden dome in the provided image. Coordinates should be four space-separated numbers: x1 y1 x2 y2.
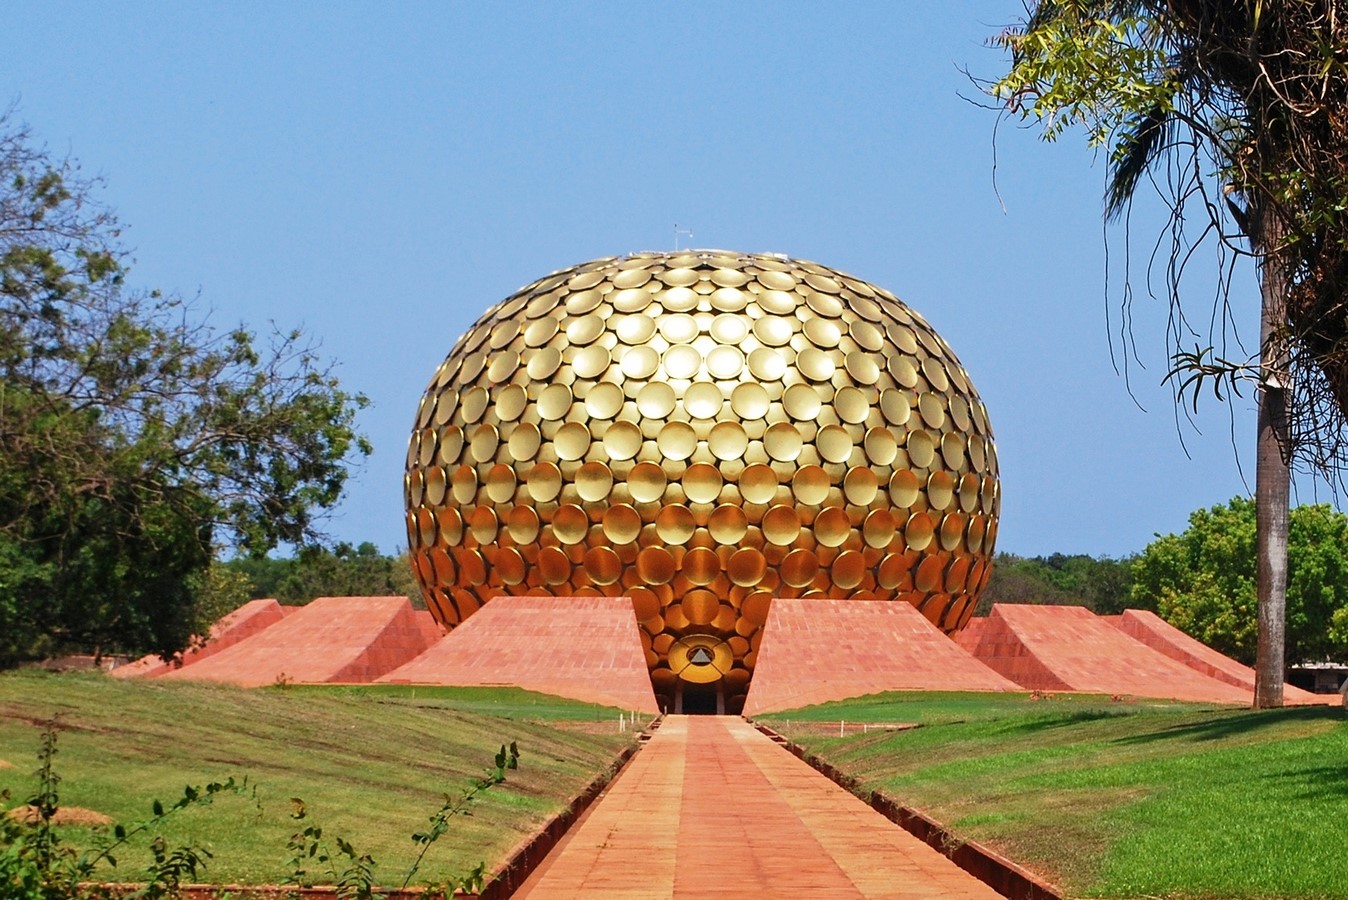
405 250 1000 710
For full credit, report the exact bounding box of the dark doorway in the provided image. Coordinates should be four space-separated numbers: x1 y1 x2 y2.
681 689 719 715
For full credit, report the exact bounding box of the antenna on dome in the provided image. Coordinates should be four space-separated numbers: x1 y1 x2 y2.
674 224 693 251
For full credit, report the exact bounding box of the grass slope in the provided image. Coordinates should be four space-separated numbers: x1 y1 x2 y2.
762 692 1348 899
0 672 636 887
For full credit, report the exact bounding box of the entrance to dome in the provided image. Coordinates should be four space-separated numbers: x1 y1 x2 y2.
674 680 725 715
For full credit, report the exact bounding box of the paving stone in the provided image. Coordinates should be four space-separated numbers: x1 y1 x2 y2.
379 596 659 714
515 716 1004 898
742 599 1018 716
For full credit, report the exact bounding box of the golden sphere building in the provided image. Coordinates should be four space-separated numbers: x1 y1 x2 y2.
405 251 1000 712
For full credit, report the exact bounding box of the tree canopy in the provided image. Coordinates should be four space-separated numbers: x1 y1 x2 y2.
977 552 1136 615
225 543 420 607
1131 496 1348 665
988 0 1348 706
0 115 370 663
992 0 1348 473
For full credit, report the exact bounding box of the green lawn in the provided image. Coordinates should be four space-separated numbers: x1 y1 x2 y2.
0 671 637 888
760 692 1348 899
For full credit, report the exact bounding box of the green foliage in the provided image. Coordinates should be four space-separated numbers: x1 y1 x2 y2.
401 741 519 893
978 552 1135 615
0 114 369 664
284 742 520 899
1131 497 1348 664
0 673 630 885
992 6 1172 148
226 543 421 607
989 3 1348 467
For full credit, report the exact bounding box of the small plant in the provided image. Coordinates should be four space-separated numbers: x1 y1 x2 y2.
284 800 382 900
402 741 519 894
285 741 521 898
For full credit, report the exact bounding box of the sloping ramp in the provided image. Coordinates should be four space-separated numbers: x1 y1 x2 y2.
1107 609 1325 704
962 604 1252 703
110 598 290 679
379 595 659 714
159 596 436 686
742 599 1019 716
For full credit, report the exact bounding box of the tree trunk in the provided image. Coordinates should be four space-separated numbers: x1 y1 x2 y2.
1254 211 1290 709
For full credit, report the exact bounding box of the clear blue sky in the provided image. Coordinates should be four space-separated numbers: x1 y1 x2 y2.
4 1 1302 559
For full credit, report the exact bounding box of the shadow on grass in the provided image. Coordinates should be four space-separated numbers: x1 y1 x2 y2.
1112 705 1344 746
1265 763 1348 800
992 708 1136 735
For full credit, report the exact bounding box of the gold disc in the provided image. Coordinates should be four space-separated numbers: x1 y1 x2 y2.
636 381 677 418
584 381 625 419
764 422 804 462
628 461 667 503
709 421 749 461
683 462 724 504
576 461 614 502
552 504 589 545
620 345 660 379
762 505 802 546
709 504 750 544
662 345 702 379
685 381 724 419
817 425 854 464
657 421 698 460
792 465 831 506
740 464 779 504
731 382 771 419
814 507 851 548
603 420 643 460
783 383 822 420
655 504 696 543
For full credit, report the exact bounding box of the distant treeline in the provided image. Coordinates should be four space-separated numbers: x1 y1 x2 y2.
976 552 1138 617
222 542 421 608
222 544 1138 620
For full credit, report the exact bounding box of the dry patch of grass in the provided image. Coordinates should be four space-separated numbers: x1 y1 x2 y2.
7 804 114 827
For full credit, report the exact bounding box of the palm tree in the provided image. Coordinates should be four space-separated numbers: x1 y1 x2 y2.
998 0 1348 706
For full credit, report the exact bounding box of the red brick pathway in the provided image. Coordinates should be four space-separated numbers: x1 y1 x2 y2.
514 716 1003 898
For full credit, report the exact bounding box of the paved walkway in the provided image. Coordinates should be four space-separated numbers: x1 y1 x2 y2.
514 715 1003 898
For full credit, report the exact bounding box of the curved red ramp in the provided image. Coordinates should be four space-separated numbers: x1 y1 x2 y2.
962 604 1253 703
742 599 1019 716
379 595 658 714
1108 609 1325 704
158 596 436 687
110 598 290 679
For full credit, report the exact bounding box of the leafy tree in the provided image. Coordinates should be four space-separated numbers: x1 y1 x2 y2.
223 544 420 607
978 552 1136 615
0 114 369 663
990 2 1348 705
1131 497 1348 666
